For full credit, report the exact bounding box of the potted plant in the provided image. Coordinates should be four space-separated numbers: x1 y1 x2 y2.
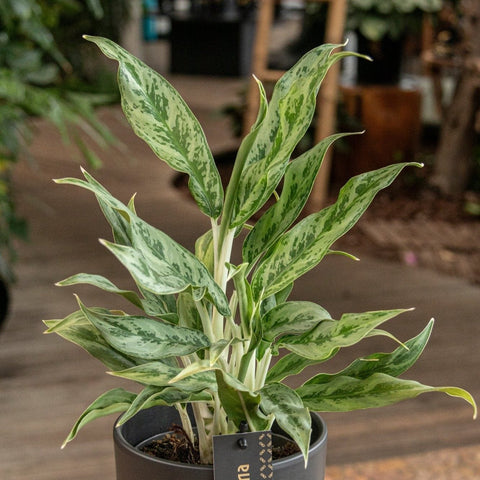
44 36 476 480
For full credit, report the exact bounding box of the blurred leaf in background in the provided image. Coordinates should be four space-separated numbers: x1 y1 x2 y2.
0 0 130 283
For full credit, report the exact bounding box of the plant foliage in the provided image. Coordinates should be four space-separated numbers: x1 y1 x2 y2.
0 0 117 282
45 36 476 465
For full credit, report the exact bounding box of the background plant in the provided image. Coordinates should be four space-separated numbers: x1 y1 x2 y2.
0 0 124 283
347 0 444 41
45 36 476 465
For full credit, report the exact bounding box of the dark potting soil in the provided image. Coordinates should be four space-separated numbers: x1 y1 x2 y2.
139 425 300 464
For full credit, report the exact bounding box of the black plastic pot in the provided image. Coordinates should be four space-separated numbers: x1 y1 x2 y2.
114 405 328 480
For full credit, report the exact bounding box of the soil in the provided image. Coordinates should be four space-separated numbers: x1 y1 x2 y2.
140 425 200 464
139 425 299 464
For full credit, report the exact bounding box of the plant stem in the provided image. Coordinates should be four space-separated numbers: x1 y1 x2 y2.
175 404 195 444
237 348 254 385
195 299 215 344
255 350 272 391
192 402 213 464
211 228 235 341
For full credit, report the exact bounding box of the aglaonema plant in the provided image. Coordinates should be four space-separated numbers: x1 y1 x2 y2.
44 36 477 465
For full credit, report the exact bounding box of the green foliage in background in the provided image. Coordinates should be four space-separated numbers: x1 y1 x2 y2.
347 0 444 41
0 0 124 282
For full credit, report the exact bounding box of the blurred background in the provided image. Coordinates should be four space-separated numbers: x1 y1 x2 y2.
1 1 479 479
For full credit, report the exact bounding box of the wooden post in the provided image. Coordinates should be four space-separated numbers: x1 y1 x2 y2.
308 0 347 212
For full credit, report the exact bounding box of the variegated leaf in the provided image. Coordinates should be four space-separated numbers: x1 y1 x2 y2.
84 36 223 218
279 309 411 360
195 229 214 275
177 291 202 330
57 171 230 316
228 263 254 333
117 385 212 426
110 361 216 392
55 170 132 245
139 287 178 321
127 213 230 316
251 162 421 300
169 360 214 383
78 298 210 360
231 46 361 227
297 372 477 417
303 319 434 385
260 383 311 463
44 315 137 371
265 351 338 384
215 370 271 431
243 133 353 265
56 273 144 309
63 388 136 447
261 301 331 342
44 309 90 333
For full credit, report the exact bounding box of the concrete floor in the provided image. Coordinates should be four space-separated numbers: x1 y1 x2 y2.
1 74 478 479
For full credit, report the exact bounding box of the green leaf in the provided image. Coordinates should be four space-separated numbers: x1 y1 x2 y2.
56 273 143 309
117 385 211 426
279 309 411 360
129 214 230 315
260 383 311 464
78 298 210 360
87 205 230 316
251 163 421 300
261 301 331 342
228 263 254 335
195 229 214 275
265 350 339 383
44 314 138 371
297 373 477 417
139 287 178 321
177 291 202 330
54 170 132 246
243 133 354 265
169 360 214 383
84 35 223 218
215 370 271 431
63 388 136 447
231 46 358 227
303 320 434 385
110 361 216 392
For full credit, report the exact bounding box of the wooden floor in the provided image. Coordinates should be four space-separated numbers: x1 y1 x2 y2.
1 76 479 480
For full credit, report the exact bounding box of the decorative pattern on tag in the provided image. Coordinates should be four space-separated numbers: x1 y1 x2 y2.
259 433 273 479
213 430 273 480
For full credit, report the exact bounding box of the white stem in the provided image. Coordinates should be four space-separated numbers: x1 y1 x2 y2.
255 350 272 391
195 300 215 344
192 402 213 464
175 404 195 444
211 228 235 341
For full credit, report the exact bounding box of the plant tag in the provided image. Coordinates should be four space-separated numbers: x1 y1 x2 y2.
213 430 273 480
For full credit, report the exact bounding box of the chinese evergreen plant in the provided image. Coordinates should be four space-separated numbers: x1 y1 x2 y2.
45 36 476 465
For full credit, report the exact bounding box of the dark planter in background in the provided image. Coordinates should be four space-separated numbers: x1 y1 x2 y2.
114 405 328 480
0 277 9 330
170 12 255 77
356 33 405 85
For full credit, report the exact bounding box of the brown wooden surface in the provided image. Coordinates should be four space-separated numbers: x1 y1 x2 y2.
1 77 479 479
